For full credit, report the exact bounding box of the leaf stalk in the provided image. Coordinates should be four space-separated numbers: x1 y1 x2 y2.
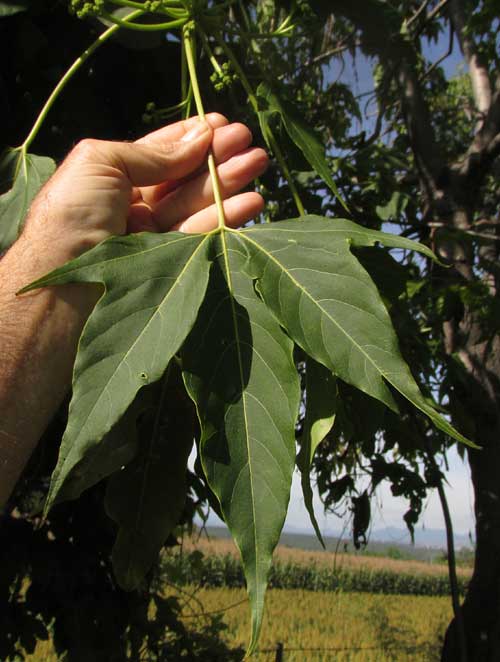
183 24 227 230
22 9 144 153
100 12 187 31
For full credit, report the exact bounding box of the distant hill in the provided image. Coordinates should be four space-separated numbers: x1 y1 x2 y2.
203 524 474 563
367 526 474 550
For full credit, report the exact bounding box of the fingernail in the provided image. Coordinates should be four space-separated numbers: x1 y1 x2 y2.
181 121 209 142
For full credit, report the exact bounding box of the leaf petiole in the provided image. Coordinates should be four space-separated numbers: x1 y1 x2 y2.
22 9 144 153
183 24 227 229
100 11 187 31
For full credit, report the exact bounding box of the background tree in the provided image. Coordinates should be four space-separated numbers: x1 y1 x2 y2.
229 1 498 659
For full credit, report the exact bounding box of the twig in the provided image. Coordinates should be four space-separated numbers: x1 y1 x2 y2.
420 21 454 81
406 0 432 29
414 0 450 37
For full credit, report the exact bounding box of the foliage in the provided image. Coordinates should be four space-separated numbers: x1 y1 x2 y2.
2 0 498 658
0 149 55 251
1 490 241 662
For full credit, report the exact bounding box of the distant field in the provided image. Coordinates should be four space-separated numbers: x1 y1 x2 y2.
26 587 451 661
26 535 465 660
165 586 452 661
184 534 472 579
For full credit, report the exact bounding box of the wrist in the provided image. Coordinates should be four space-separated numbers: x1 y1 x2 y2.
1 233 102 316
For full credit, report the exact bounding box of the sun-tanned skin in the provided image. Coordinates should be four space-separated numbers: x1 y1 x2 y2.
0 113 268 509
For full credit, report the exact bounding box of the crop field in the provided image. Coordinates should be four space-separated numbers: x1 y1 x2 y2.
25 535 463 660
184 534 471 579
165 534 471 598
164 586 452 661
27 587 452 661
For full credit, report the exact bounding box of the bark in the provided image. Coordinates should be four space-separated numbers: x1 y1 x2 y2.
442 334 500 661
324 1 500 659
449 0 492 119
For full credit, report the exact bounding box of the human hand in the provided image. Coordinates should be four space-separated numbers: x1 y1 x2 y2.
21 113 268 270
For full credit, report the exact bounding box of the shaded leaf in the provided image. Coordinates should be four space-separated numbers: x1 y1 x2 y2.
376 190 409 221
0 148 56 251
0 1 29 17
53 383 155 504
352 490 371 550
257 82 346 209
21 231 214 511
236 217 474 447
106 364 195 590
183 234 300 653
297 358 337 547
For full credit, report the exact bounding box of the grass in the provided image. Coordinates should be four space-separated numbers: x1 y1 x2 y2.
164 586 452 661
24 533 463 660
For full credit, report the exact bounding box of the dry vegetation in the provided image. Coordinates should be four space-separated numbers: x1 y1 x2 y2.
165 586 452 661
183 534 471 579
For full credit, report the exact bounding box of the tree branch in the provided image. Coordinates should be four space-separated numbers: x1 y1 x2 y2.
449 0 492 119
328 0 444 201
455 74 500 182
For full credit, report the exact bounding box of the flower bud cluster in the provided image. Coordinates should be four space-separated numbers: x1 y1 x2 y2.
70 0 106 19
210 62 237 92
143 1 162 11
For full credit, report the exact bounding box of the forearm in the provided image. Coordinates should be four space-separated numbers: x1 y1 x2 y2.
0 235 99 509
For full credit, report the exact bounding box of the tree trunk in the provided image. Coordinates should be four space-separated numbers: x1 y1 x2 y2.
442 332 500 661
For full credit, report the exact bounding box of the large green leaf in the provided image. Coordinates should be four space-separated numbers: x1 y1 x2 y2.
235 216 474 447
21 231 214 511
24 214 474 655
297 358 337 547
257 82 346 209
182 233 300 653
105 365 195 590
0 148 56 252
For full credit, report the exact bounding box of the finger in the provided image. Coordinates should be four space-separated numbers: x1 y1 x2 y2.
69 120 213 188
138 122 253 206
136 113 228 147
151 147 268 230
174 192 265 233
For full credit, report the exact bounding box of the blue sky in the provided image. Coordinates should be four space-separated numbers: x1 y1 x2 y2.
284 447 475 538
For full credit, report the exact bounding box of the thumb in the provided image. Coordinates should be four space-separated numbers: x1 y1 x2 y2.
70 120 212 187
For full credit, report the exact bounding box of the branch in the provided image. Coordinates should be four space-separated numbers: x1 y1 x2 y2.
406 0 449 36
328 0 444 199
455 74 500 182
406 0 431 29
449 0 492 119
414 0 450 37
419 20 453 82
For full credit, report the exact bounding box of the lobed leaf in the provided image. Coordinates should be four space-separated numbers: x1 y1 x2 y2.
183 232 300 653
21 231 214 511
297 358 337 547
236 216 475 448
53 383 155 504
0 148 56 252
